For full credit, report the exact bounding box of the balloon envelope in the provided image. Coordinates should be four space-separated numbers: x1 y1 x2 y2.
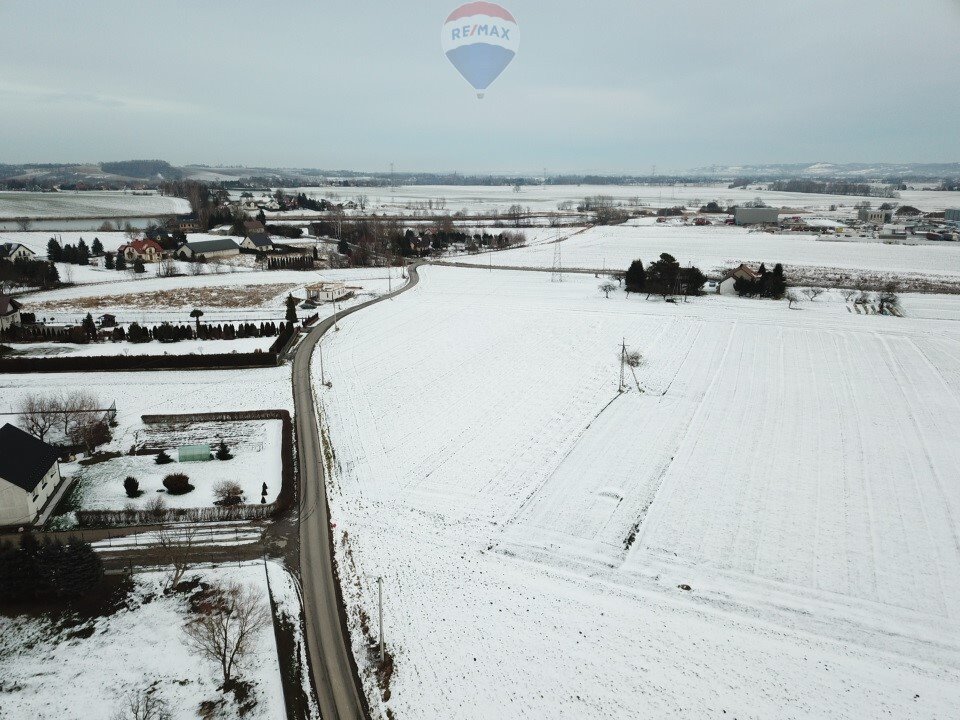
441 2 519 97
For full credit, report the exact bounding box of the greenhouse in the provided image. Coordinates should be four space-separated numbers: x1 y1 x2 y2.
178 444 212 462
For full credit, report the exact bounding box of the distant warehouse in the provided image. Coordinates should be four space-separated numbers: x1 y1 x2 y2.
734 207 780 226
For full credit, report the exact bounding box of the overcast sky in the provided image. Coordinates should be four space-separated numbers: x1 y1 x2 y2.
1 0 958 173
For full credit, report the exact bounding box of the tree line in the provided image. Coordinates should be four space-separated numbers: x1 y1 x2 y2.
0 535 104 602
0 257 60 291
623 253 707 297
47 237 105 265
733 263 787 299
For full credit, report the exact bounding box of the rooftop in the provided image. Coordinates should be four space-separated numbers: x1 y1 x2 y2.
0 423 60 493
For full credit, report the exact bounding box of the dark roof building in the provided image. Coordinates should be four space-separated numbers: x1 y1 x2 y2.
0 423 60 493
244 232 273 249
177 238 241 258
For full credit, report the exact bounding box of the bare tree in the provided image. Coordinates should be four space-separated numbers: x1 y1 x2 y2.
156 256 177 278
17 394 58 441
599 282 617 299
786 290 801 309
213 480 244 504
110 689 171 720
189 257 205 276
878 283 900 316
145 495 168 521
14 218 33 231
157 525 197 589
59 390 99 436
803 287 825 301
183 582 270 685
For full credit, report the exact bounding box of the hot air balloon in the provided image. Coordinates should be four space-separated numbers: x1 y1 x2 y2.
441 2 519 98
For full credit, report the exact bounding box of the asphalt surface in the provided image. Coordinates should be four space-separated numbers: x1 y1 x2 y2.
293 263 421 720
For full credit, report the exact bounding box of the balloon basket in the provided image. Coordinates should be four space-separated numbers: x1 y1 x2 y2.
476 92 485 99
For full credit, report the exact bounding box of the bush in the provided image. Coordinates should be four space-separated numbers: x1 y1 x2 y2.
145 495 167 519
214 480 243 505
163 473 194 495
123 476 141 498
155 450 173 465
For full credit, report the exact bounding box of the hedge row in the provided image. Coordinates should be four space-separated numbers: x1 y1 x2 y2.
0 350 279 374
75 503 273 528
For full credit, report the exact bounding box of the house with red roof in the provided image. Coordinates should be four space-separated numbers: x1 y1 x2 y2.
117 238 163 263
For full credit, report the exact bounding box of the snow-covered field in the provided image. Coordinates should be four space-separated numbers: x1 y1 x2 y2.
294 183 960 215
0 191 190 219
61 420 281 513
452 223 960 284
0 563 286 720
316 266 960 719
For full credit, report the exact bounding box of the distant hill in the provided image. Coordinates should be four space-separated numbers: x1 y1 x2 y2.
99 159 181 179
687 162 960 180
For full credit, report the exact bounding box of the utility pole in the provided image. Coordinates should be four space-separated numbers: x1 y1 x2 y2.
619 338 627 392
378 576 385 663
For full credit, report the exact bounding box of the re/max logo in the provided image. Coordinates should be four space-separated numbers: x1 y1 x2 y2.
450 24 512 41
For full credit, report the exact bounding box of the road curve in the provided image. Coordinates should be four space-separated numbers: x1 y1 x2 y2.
292 263 421 720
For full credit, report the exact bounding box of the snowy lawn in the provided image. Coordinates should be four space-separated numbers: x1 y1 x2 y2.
60 420 282 513
7 337 275 357
316 265 960 719
0 366 294 454
0 563 286 720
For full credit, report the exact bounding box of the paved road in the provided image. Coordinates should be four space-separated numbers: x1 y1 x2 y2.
293 263 421 720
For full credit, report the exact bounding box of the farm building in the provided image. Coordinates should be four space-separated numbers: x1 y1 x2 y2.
858 208 894 225
0 423 64 527
117 238 163 263
241 232 274 252
176 238 241 260
946 208 960 223
0 294 22 330
718 264 760 296
306 282 350 302
734 207 779 226
0 242 37 261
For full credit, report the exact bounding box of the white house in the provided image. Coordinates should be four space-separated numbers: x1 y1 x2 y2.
306 282 350 302
0 294 22 331
0 242 37 261
718 263 761 296
0 423 64 527
176 238 241 260
240 232 274 252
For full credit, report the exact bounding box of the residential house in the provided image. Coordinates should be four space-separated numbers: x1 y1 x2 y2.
0 423 64 527
173 219 203 233
718 263 760 295
243 220 266 235
176 238 241 260
305 282 350 302
0 242 38 262
117 238 164 263
241 232 274 252
0 294 22 330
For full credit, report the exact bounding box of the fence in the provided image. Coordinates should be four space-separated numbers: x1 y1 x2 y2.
75 504 273 527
